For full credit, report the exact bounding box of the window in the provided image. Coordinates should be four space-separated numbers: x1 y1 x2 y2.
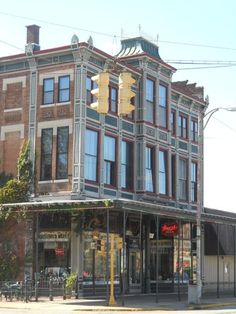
85 129 98 181
159 84 167 128
145 79 155 124
179 159 187 200
121 141 133 189
146 146 154 192
171 110 176 135
58 76 70 103
191 162 197 202
56 127 69 179
43 78 54 105
40 129 53 180
104 135 116 186
86 76 97 105
191 119 198 142
159 150 167 195
109 86 117 113
178 114 188 139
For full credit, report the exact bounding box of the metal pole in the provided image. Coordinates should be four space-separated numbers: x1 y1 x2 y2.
234 225 236 297
122 210 126 306
108 233 117 306
177 220 181 301
217 224 219 298
155 215 159 303
106 209 110 305
35 212 39 302
196 112 204 304
92 248 95 295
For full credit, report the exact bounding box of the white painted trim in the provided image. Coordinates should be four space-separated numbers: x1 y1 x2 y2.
2 76 26 91
39 69 74 85
40 104 55 108
38 180 54 184
4 107 22 113
37 119 73 136
54 179 69 183
0 124 24 140
55 102 71 106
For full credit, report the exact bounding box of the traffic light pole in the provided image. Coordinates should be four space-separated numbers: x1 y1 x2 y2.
109 233 117 306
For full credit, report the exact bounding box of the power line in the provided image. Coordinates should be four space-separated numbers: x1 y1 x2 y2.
176 64 236 70
1 11 236 52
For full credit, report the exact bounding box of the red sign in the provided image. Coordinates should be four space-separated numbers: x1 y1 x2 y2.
161 223 178 236
55 247 65 256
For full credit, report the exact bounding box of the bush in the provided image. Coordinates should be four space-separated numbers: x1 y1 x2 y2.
0 172 13 188
66 272 77 294
0 179 29 204
0 251 19 281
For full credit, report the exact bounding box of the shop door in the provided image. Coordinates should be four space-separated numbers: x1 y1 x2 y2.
128 250 141 292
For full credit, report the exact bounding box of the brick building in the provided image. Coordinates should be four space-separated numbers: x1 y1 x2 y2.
1 25 236 299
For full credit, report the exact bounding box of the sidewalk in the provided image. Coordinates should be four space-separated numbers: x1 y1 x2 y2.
1 294 236 311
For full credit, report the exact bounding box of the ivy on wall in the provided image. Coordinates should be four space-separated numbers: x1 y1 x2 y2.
0 140 32 205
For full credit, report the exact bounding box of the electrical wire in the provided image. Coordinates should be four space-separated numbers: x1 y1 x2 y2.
1 11 236 52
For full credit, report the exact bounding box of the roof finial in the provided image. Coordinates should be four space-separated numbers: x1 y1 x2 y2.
138 24 142 36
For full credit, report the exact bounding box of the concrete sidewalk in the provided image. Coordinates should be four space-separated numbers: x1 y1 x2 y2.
1 295 236 311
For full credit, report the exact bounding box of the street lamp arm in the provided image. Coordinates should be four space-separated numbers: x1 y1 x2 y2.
204 108 220 129
203 106 236 130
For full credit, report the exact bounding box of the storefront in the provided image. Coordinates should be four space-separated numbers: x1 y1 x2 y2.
37 213 71 279
77 207 197 296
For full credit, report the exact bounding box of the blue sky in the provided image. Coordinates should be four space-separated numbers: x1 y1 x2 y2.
1 0 236 212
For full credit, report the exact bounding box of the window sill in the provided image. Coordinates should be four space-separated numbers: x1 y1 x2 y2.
54 179 69 183
38 180 53 184
38 179 69 184
55 102 71 106
4 107 22 112
40 104 55 108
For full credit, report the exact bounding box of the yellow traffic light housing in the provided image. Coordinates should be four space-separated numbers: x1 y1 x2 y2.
118 72 135 116
90 72 109 114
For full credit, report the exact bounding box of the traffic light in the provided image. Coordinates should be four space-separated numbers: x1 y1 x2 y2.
90 72 109 114
118 72 135 116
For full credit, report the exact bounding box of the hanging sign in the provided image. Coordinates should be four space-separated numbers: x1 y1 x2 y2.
161 223 178 236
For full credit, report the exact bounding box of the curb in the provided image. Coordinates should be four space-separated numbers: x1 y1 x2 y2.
73 307 176 311
188 302 236 310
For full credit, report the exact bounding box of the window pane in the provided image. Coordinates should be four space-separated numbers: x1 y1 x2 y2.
159 151 167 194
110 87 117 112
146 101 154 123
104 136 115 161
56 127 69 179
85 129 98 181
59 76 69 89
159 85 167 107
41 129 53 180
104 136 116 186
85 130 98 156
146 147 154 192
146 79 154 102
43 78 54 105
121 141 133 189
59 76 70 102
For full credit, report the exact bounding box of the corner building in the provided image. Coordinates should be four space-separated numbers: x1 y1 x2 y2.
2 25 232 298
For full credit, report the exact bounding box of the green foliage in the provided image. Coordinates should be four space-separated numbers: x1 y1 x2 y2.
0 140 32 205
0 251 19 281
0 179 29 204
0 172 13 188
17 141 32 183
65 272 77 292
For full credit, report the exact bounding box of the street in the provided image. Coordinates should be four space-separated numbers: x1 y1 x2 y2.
1 299 236 314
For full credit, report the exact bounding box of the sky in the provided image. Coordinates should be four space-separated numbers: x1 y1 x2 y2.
1 0 236 212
